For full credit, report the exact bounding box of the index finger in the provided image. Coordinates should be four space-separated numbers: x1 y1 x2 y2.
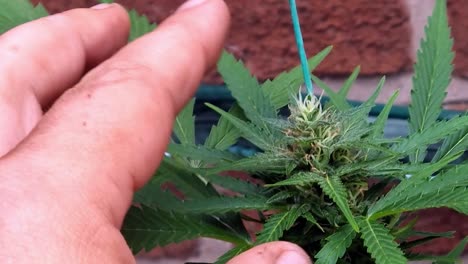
2 0 230 227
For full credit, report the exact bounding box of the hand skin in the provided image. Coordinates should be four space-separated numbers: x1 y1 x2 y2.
0 0 311 263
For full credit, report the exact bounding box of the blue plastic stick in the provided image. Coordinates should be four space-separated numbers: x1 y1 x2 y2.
289 0 313 95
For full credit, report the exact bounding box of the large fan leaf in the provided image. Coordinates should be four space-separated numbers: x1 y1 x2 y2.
368 163 468 219
0 0 48 34
408 0 454 162
261 46 332 109
121 205 250 254
181 196 272 214
200 153 294 176
202 174 262 197
173 98 196 145
167 143 241 163
315 224 356 264
206 103 274 150
265 171 321 187
217 51 277 130
204 103 244 150
393 115 468 155
256 205 308 243
359 219 407 264
155 158 219 199
432 124 468 162
318 176 359 232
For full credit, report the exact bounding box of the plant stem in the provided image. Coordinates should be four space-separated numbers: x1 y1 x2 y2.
289 0 313 95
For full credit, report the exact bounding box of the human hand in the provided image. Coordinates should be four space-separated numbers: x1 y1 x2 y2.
0 0 310 263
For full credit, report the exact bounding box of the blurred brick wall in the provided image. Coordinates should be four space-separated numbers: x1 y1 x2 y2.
32 0 468 83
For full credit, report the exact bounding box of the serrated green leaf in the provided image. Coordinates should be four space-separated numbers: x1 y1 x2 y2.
202 174 262 197
173 98 196 145
204 103 244 150
338 66 360 99
359 218 407 264
157 158 218 199
214 245 252 264
315 224 356 264
265 172 321 187
302 212 324 232
362 77 386 115
217 51 277 130
128 9 156 42
371 90 399 139
256 205 308 243
266 190 295 204
318 176 359 232
121 205 249 254
182 196 271 214
0 0 49 34
433 123 468 162
368 162 468 219
373 187 468 220
311 75 349 111
393 115 468 155
167 143 241 163
133 181 187 211
408 0 454 162
200 153 294 176
206 103 273 150
261 46 333 109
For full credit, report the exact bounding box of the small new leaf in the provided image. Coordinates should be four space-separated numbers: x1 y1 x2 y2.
318 176 359 232
256 205 308 243
359 218 407 264
315 224 356 264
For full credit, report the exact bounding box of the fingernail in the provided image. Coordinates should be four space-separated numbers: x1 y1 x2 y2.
177 0 207 12
276 251 310 264
91 3 113 10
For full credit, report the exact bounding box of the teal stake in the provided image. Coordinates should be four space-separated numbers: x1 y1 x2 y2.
289 0 313 95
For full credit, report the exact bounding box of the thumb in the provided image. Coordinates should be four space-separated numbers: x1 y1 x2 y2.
228 242 312 264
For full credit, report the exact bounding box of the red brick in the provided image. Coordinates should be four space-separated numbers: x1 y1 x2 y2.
448 0 468 78
34 0 411 82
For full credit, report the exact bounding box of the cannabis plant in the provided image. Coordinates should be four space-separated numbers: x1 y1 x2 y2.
3 0 468 263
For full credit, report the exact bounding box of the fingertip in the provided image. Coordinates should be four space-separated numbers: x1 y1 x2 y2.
228 242 311 264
